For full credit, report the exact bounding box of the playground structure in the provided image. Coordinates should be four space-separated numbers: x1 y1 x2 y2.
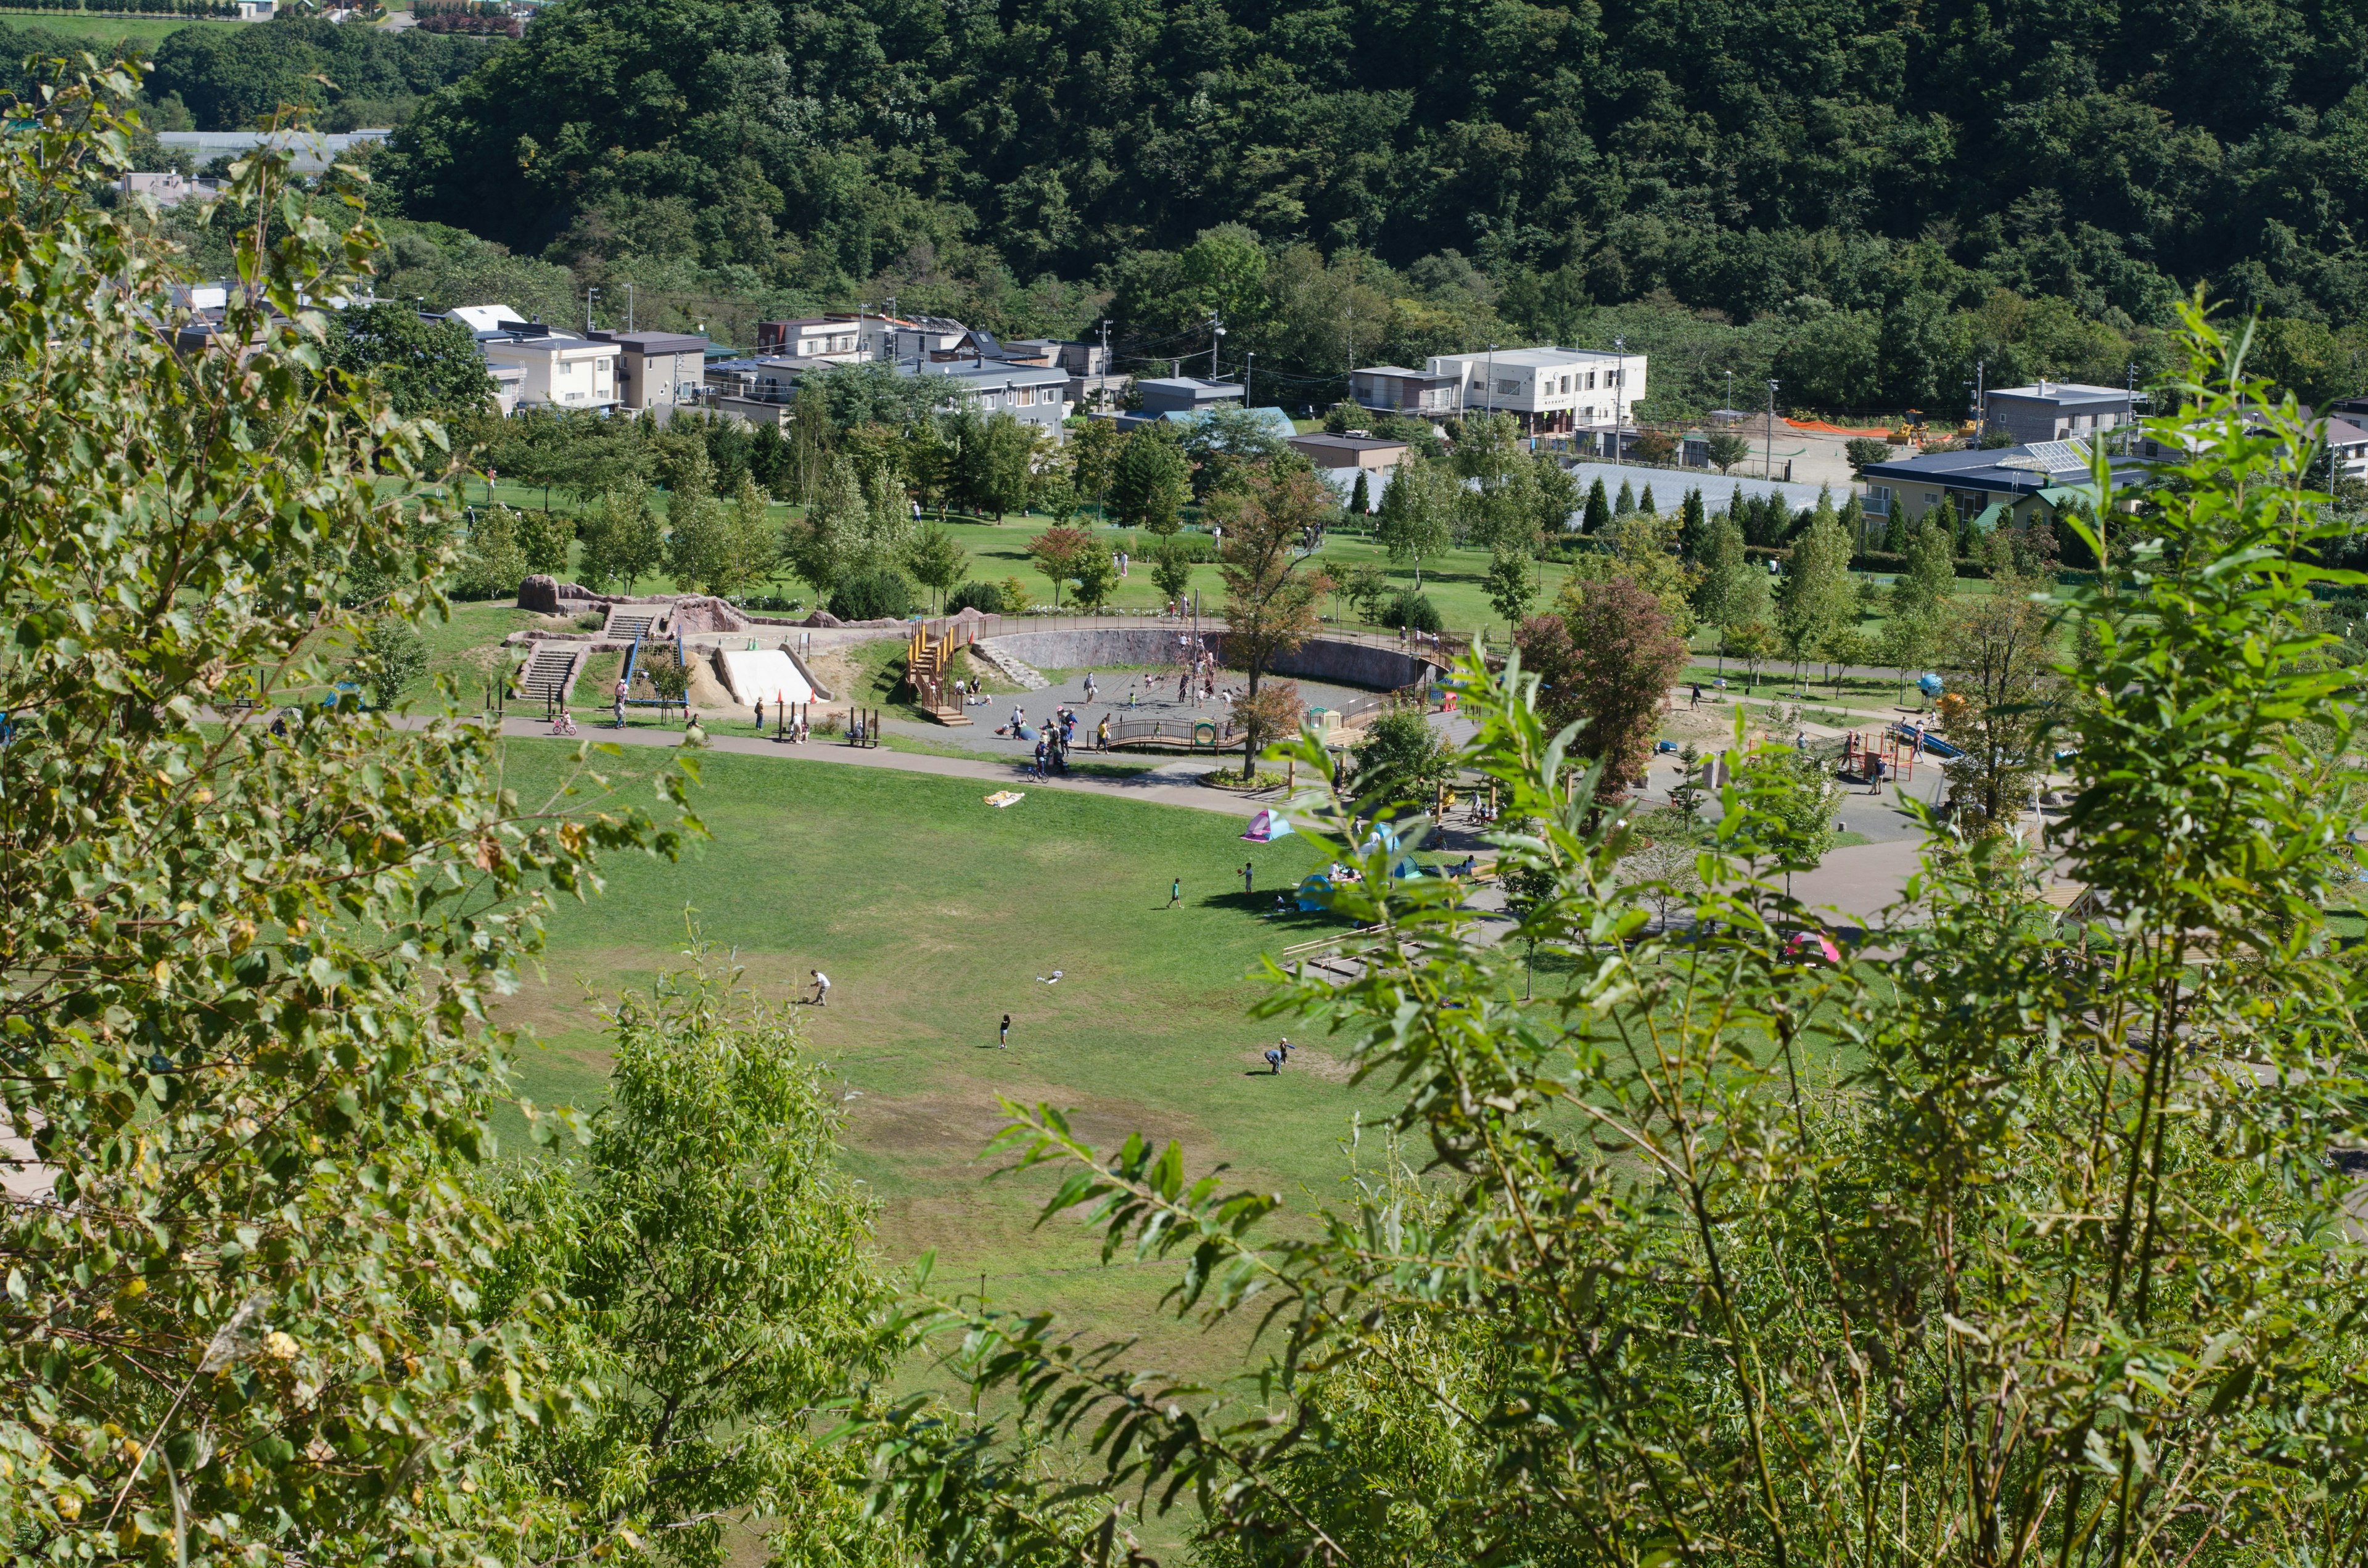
1836 726 1930 786
905 616 984 726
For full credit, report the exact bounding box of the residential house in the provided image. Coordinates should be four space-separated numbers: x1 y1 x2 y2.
910 359 1072 442
120 171 219 207
589 329 709 419
1980 381 2132 445
1855 439 2152 538
1347 365 1460 419
450 308 619 411
753 317 866 361
1133 376 1244 417
1424 347 1647 438
858 313 970 362
1288 433 1409 503
2322 414 2368 480
1113 405 1297 442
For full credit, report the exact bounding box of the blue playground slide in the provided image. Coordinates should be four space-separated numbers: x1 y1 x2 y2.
1891 722 1963 760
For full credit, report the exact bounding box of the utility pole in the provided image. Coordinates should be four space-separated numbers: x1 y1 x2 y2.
585 285 598 334
1970 359 1986 442
1484 343 1498 417
1244 350 1254 408
1766 380 1779 479
1611 334 1626 467
1209 311 1225 379
624 282 633 332
1098 318 1111 410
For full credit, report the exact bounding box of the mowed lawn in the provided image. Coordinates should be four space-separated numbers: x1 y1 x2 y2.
493 739 1404 1379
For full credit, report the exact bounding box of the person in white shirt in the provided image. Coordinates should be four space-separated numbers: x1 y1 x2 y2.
809 969 830 1006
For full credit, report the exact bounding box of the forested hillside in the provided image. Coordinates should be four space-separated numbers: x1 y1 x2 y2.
369 0 2368 407
84 0 2368 411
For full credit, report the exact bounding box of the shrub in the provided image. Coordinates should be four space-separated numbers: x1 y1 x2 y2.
1381 589 1442 633
829 568 915 622
945 579 1005 615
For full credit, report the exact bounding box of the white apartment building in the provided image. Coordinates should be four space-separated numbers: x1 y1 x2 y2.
754 317 866 361
1424 347 1648 435
448 307 619 411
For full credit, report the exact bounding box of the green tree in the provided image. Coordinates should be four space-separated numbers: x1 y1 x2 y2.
1894 512 1959 621
1692 514 1768 661
1349 707 1457 808
1939 571 2059 832
717 472 780 596
1775 501 1852 685
350 613 429 707
324 300 493 415
1374 457 1455 586
1109 425 1190 533
1582 475 1612 532
1348 468 1370 518
1215 466 1328 778
0 80 684 1568
454 502 530 600
1069 543 1121 611
1704 429 1753 474
905 522 969 612
1483 547 1534 632
663 445 730 591
955 411 1037 520
1148 533 1198 609
492 968 893 1566
579 479 666 592
514 506 574 576
1843 435 1896 474
1338 560 1392 624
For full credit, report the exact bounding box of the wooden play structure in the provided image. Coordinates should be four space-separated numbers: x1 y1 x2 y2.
1839 726 1925 786
905 616 982 726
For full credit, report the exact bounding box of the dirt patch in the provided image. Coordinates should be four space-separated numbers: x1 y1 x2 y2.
1660 702 1764 747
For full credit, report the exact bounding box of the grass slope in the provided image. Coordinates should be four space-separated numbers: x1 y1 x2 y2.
498 740 1400 1381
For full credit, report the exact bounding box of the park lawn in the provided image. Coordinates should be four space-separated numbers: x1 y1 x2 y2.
491 741 1406 1384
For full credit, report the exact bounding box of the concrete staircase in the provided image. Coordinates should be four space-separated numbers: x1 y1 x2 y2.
969 639 1048 692
602 604 664 642
513 644 581 706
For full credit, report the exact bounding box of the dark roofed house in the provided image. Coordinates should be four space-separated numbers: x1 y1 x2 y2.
1133 376 1244 416
1857 439 2155 538
1983 381 2132 445
1349 365 1460 418
589 330 710 418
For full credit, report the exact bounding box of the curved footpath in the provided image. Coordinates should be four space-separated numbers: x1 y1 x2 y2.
475 699 1945 926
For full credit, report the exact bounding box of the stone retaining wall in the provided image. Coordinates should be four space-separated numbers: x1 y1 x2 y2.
975 626 1437 692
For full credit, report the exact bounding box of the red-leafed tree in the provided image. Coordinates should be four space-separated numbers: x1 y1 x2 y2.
1515 575 1688 804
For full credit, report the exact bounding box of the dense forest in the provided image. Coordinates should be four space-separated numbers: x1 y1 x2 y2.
62 0 2368 411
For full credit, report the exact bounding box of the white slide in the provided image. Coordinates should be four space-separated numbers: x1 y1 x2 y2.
715 647 813 706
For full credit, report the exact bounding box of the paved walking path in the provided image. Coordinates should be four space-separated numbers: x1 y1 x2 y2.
490 715 1276 817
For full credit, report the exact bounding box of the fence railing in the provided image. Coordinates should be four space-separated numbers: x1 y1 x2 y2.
1106 713 1240 749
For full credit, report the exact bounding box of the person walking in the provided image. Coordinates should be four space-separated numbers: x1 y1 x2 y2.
808 969 831 1006
1167 877 1182 909
1096 714 1110 750
998 1013 1010 1049
1690 683 1703 708
612 676 628 729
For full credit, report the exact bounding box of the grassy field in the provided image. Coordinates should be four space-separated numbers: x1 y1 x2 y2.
495 740 1414 1383
2 12 247 46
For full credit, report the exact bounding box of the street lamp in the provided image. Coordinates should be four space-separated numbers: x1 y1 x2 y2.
1766 379 1779 479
